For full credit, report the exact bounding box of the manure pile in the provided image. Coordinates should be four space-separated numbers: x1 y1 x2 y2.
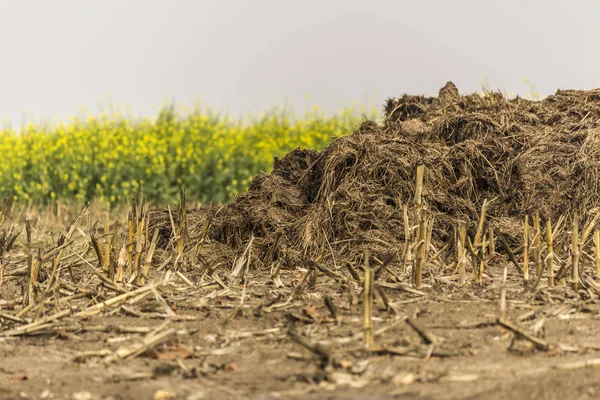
151 82 600 272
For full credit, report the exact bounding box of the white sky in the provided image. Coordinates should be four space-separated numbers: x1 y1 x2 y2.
1 0 599 127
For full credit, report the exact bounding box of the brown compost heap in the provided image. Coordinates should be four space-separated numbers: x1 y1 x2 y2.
151 82 600 271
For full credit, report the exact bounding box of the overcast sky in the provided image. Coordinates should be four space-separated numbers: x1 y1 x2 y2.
1 0 599 127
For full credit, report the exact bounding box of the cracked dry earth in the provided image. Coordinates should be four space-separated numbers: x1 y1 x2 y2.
3 266 600 400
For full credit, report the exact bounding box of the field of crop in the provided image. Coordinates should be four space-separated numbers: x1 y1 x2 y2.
0 103 376 206
5 84 600 400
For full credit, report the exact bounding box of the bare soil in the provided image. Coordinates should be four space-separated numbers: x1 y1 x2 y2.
3 268 600 400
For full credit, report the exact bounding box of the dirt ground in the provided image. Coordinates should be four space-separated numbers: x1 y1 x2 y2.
3 266 600 400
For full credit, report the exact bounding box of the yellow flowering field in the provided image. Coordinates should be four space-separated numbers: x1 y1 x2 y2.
0 104 377 205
